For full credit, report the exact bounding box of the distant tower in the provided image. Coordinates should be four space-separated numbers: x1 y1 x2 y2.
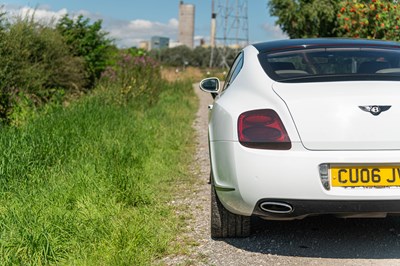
210 0 216 48
210 0 249 68
179 1 195 49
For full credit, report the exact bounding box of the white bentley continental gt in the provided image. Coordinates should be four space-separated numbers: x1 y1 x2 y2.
200 38 400 238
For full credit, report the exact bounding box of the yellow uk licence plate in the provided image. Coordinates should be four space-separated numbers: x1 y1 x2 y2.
330 165 400 187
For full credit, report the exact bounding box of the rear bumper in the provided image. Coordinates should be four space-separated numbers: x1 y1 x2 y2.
210 141 400 217
252 199 400 220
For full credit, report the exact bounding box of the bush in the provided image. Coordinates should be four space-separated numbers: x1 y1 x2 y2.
57 15 113 88
337 0 400 40
0 15 87 124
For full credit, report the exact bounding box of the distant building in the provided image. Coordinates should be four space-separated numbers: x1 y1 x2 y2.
139 41 150 51
150 36 170 50
169 41 183 48
179 1 195 49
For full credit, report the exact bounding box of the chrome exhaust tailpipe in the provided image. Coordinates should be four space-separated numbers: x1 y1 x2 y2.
260 202 294 214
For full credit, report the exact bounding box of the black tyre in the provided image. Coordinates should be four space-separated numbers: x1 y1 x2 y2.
211 185 251 238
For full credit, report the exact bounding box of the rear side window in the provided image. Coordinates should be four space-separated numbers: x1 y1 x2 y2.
259 47 400 83
223 52 244 91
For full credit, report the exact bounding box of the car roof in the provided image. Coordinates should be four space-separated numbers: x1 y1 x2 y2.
252 38 400 53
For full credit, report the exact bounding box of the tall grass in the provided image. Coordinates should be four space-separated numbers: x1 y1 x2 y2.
0 77 197 264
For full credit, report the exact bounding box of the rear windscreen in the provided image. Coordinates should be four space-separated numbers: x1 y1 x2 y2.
259 47 400 83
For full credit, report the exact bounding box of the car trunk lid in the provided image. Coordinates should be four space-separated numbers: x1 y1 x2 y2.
273 81 400 150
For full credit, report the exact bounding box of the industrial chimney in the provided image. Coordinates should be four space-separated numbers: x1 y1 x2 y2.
178 1 195 48
210 0 216 48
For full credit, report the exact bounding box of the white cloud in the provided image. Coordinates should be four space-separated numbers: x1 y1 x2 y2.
5 5 68 25
129 19 153 29
105 18 178 47
261 23 288 41
2 5 179 48
21 7 68 21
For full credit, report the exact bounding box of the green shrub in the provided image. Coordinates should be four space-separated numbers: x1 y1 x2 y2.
57 14 113 88
0 15 87 124
338 0 400 40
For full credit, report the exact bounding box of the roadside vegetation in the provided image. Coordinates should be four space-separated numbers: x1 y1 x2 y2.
0 10 199 265
0 77 197 265
269 0 400 40
0 12 114 125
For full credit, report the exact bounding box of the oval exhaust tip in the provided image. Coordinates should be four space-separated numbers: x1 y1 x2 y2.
260 201 293 214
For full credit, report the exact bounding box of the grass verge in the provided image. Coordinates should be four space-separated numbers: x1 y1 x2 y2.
0 79 197 265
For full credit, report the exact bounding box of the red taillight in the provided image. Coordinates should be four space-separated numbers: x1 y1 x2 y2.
238 109 291 150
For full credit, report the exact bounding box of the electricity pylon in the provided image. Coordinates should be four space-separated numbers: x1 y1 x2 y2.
209 0 249 68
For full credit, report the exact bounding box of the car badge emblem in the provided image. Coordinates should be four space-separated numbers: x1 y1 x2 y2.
359 105 391 116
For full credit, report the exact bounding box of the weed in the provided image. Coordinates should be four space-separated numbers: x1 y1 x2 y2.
0 78 197 265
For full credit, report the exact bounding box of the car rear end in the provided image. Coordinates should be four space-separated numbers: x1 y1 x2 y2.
210 39 400 222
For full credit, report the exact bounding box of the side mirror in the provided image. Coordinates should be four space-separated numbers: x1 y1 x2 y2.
199 77 220 96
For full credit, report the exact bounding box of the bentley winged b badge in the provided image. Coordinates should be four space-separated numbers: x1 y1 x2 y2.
359 105 391 116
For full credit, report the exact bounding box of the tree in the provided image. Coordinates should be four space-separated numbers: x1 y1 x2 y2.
56 15 112 88
337 0 400 40
151 45 193 67
268 0 340 38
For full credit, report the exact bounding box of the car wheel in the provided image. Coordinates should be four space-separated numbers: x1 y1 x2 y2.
211 184 251 238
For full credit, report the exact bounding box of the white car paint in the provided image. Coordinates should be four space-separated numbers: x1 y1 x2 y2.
203 39 400 223
273 81 400 150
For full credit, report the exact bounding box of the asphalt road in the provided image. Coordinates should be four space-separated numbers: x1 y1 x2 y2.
226 216 400 264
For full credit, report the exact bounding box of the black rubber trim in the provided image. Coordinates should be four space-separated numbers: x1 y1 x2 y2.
215 185 235 192
253 199 400 218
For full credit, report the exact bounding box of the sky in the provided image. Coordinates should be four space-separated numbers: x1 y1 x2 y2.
1 0 287 48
